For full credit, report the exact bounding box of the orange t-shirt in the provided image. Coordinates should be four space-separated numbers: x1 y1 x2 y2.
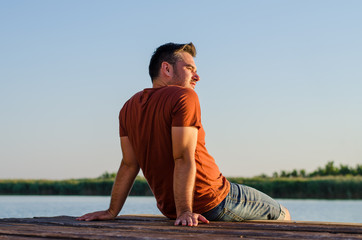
119 85 230 219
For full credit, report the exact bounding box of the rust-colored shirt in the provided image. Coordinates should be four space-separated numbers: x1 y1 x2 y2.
119 86 230 219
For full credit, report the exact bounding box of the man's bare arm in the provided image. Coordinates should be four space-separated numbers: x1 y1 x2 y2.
77 136 140 221
172 126 209 226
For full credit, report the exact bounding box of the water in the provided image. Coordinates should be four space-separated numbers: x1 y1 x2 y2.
0 196 160 219
278 199 362 223
0 196 361 223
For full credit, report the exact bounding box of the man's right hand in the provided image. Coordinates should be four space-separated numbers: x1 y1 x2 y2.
76 210 115 221
174 211 209 226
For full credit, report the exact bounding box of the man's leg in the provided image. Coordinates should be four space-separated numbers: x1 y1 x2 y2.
214 183 291 221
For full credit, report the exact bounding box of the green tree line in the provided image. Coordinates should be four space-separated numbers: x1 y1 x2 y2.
228 176 361 199
267 161 362 178
0 162 361 199
0 177 152 196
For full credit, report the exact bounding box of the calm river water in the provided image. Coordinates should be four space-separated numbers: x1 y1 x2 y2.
0 196 361 223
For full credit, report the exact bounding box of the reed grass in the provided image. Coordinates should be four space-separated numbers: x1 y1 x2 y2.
0 176 360 199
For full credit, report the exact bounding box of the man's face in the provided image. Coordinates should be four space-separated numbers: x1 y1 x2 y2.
169 52 200 89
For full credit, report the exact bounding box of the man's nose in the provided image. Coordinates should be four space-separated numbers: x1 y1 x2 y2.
193 73 200 81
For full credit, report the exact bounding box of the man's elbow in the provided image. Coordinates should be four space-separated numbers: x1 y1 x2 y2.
173 154 195 164
120 159 140 172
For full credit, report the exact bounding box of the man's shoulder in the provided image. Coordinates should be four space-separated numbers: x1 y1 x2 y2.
120 90 143 110
163 86 199 98
123 86 198 107
124 90 145 103
166 85 195 92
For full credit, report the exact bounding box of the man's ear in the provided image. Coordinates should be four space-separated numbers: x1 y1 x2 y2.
160 62 173 78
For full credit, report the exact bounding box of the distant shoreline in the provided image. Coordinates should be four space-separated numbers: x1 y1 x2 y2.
0 176 361 199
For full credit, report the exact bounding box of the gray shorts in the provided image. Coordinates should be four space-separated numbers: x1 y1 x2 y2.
202 182 284 221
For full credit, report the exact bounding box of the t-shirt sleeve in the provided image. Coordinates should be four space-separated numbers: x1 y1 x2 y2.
119 103 128 137
172 89 202 129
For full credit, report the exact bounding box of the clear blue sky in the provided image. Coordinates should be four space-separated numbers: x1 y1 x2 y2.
1 0 361 179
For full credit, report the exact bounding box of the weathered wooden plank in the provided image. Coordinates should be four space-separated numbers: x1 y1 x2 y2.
0 215 361 240
5 215 362 233
0 220 359 240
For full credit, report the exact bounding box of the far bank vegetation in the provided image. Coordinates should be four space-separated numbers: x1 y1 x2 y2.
0 161 361 199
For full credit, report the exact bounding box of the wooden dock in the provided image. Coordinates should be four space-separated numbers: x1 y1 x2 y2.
0 215 361 239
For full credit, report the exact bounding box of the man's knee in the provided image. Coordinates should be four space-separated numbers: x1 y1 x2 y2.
277 205 291 220
283 206 291 220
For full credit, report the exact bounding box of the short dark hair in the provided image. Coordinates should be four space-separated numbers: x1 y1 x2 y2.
149 42 196 82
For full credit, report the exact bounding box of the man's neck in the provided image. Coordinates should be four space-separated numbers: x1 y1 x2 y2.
152 78 168 88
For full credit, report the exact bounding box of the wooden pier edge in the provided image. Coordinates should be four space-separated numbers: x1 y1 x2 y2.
0 215 361 239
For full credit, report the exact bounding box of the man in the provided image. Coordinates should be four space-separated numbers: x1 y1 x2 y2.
77 42 291 226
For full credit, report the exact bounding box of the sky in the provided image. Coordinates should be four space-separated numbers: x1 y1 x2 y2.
1 0 361 180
